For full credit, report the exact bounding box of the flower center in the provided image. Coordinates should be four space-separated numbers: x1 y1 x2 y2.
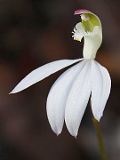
72 12 102 59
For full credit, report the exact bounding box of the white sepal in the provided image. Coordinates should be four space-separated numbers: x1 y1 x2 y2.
91 60 111 121
46 61 85 135
10 59 82 94
65 60 92 137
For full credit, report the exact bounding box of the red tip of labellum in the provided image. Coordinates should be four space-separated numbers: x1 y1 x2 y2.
74 9 90 15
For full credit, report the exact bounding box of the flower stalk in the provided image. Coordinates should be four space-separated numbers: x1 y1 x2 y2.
92 118 108 160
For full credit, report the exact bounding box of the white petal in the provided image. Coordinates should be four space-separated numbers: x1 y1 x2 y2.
91 60 111 121
10 59 82 94
65 60 92 137
46 61 86 135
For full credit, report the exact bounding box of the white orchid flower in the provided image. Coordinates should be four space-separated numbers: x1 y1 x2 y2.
10 9 111 137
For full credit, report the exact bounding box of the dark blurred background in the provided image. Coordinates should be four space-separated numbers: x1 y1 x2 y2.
0 0 120 160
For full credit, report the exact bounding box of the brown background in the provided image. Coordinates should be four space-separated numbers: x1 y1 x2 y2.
0 0 120 160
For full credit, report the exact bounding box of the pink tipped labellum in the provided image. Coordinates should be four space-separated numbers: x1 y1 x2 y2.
74 9 91 15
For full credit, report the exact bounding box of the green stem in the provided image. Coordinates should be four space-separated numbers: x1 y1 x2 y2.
92 118 108 160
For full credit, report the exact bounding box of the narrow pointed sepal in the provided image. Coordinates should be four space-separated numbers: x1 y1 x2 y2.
91 60 111 121
65 60 92 137
10 59 81 94
46 61 85 135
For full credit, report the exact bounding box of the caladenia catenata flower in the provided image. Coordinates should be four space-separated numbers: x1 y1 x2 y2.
10 9 111 137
